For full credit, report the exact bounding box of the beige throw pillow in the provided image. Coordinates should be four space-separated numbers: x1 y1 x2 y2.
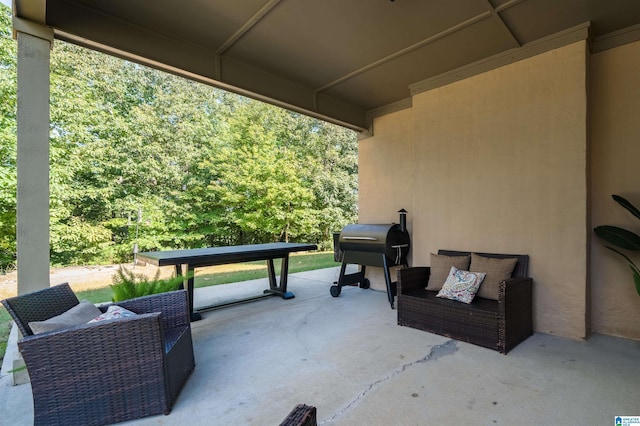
29 300 102 334
470 253 518 300
426 253 471 291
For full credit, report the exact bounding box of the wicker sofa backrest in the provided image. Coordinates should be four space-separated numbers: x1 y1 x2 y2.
1 282 79 336
438 250 529 279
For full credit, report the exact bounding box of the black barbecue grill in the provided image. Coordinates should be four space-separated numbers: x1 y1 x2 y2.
331 209 410 309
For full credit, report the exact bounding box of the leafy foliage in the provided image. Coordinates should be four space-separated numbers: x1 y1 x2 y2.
0 6 16 268
110 265 188 302
0 4 357 269
594 194 640 296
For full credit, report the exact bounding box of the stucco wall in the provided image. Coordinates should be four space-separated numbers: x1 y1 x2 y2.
590 40 640 339
359 109 414 227
361 41 590 339
358 109 414 290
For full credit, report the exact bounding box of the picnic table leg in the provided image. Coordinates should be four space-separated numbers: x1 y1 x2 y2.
263 255 295 299
176 264 201 321
280 254 291 296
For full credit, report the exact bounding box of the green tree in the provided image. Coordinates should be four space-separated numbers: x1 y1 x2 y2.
0 4 16 269
209 100 318 243
0 3 358 268
48 42 230 263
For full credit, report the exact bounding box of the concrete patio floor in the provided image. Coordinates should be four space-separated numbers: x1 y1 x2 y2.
2 266 639 425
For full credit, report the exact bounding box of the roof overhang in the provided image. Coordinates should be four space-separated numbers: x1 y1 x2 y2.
12 0 640 133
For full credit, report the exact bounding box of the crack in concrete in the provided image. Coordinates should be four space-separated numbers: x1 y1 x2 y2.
320 339 458 424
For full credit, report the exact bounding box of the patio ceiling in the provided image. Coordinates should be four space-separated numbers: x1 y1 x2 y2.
12 0 640 131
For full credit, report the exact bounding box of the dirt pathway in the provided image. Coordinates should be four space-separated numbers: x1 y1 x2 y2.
0 262 263 300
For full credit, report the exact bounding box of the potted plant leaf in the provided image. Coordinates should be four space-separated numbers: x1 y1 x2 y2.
593 194 640 296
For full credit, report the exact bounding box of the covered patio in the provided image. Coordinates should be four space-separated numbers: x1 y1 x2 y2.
5 0 640 423
2 268 639 424
10 0 640 342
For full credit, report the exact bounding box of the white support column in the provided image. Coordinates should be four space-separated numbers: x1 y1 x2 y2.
15 24 53 295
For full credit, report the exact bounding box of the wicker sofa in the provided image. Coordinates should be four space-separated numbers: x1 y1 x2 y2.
397 250 533 354
2 283 195 426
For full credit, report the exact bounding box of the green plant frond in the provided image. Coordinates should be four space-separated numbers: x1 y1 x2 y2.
612 194 640 221
603 246 640 272
633 268 640 297
595 226 640 251
110 264 191 302
594 194 640 297
8 365 27 373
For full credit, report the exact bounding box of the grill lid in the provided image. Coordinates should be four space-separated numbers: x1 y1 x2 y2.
338 223 410 264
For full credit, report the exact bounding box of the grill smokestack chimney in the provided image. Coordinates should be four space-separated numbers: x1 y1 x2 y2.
398 208 407 233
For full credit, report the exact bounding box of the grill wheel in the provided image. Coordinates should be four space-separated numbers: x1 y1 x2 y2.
330 278 369 297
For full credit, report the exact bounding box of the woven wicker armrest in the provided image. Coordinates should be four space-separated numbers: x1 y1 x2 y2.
111 290 195 406
108 290 190 331
497 277 533 353
498 277 533 315
498 277 533 303
398 267 430 294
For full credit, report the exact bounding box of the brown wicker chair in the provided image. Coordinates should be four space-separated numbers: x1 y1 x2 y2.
280 404 317 426
2 283 195 426
397 250 533 354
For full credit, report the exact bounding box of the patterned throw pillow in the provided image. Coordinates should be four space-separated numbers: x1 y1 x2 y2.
436 266 486 304
88 305 137 323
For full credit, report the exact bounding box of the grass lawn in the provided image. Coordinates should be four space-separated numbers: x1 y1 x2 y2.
0 251 337 365
0 307 10 365
195 251 337 287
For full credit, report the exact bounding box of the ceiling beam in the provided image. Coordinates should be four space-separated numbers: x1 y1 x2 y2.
54 28 369 132
214 0 283 80
493 0 527 14
12 16 54 43
315 10 493 94
315 0 528 95
216 0 282 57
485 0 522 47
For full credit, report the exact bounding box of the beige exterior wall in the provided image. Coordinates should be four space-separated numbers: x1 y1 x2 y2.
590 40 640 339
359 109 414 227
358 109 414 290
361 41 591 339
